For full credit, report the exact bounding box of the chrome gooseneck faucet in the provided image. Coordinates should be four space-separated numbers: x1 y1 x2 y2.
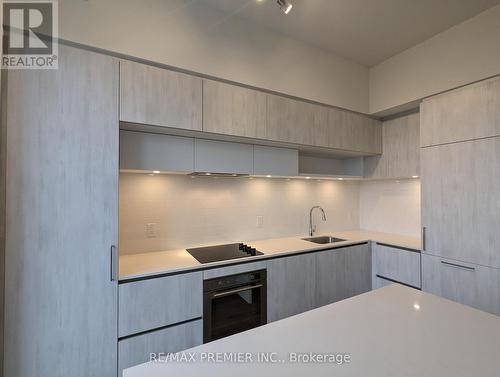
309 206 327 236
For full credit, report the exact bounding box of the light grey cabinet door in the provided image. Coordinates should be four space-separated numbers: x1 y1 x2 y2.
4 45 119 377
373 276 395 290
253 145 298 176
119 319 202 374
372 244 421 288
203 80 267 139
267 253 316 322
315 244 372 307
119 272 202 337
266 94 317 146
421 76 500 147
421 137 500 268
422 254 500 316
194 139 254 174
326 109 383 155
364 112 419 178
119 131 195 173
120 60 202 130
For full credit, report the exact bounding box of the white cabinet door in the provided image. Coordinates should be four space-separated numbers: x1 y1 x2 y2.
267 253 316 322
120 60 202 130
421 137 500 268
422 254 500 316
4 45 119 377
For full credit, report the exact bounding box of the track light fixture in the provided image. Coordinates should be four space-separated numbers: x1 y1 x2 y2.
277 0 293 14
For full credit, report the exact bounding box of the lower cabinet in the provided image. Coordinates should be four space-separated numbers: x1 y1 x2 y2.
373 275 395 289
267 244 372 322
422 254 500 316
267 252 316 322
372 243 421 289
118 319 202 374
316 244 372 307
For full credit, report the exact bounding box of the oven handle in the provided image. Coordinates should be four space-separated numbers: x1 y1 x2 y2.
212 284 263 298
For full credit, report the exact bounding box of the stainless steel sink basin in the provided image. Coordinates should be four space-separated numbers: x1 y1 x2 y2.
302 236 346 244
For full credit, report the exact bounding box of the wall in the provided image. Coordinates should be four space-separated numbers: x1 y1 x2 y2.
370 3 500 114
119 174 360 254
59 0 369 113
359 180 421 237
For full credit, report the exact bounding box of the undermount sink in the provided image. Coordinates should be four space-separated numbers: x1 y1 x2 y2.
302 236 346 244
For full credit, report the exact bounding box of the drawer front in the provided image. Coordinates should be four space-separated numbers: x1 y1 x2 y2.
203 261 267 280
119 319 202 374
373 244 421 288
119 272 202 337
422 254 500 316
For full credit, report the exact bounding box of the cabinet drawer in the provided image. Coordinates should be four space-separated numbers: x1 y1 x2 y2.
203 261 267 280
119 272 202 337
422 254 500 316
119 319 202 374
373 244 421 288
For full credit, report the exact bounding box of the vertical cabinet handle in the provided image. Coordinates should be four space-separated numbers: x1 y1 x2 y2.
422 227 427 251
110 245 118 282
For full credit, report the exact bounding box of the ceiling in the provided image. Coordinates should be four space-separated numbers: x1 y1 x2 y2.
201 0 500 66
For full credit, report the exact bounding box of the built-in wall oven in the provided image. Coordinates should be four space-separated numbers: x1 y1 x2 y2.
203 270 267 343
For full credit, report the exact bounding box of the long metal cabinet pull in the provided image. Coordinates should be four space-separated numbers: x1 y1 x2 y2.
213 284 263 298
110 245 118 282
422 227 427 251
440 260 475 272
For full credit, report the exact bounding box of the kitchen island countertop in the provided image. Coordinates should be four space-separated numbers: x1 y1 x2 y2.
123 284 500 377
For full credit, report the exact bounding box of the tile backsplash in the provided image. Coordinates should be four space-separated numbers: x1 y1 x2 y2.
119 173 360 254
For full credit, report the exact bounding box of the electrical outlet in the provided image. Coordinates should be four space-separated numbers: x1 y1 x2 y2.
256 216 264 228
146 223 157 238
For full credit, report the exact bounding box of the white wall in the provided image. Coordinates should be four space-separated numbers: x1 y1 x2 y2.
370 4 500 114
119 174 360 254
59 0 369 113
359 180 421 237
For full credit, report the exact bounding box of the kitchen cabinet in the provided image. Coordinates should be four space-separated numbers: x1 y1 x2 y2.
119 272 202 337
118 319 202 374
373 276 395 289
194 139 254 174
315 244 372 307
120 131 195 172
253 145 299 176
372 244 421 288
422 254 500 316
120 60 202 130
420 76 500 147
267 253 316 322
421 136 500 268
203 80 267 139
364 112 420 178
203 261 267 279
4 45 119 377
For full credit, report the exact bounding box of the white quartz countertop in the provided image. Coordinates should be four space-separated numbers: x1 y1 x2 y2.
124 284 500 377
119 230 420 280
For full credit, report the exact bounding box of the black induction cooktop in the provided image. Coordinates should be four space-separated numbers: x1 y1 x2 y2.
186 243 264 264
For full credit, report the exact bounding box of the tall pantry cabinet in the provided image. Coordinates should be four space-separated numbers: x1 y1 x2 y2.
3 45 119 377
420 77 500 315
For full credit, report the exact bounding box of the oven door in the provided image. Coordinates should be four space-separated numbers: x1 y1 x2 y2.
203 270 267 343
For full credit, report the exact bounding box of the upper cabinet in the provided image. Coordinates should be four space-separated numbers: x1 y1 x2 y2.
120 60 202 130
266 94 382 154
203 80 267 139
119 60 381 155
364 112 420 179
420 76 500 147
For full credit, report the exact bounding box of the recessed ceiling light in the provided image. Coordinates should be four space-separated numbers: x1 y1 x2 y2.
412 175 419 179
338 178 344 180
153 170 160 174
277 0 292 14
305 176 311 180
205 173 211 176
266 175 272 178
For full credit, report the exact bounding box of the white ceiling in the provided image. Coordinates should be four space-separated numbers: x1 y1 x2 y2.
201 0 500 66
